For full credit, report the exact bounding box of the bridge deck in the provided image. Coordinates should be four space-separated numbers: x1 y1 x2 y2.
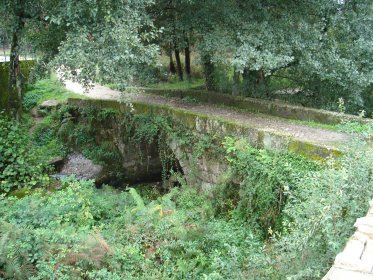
65 81 352 152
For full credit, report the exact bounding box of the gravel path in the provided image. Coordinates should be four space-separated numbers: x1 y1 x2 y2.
65 81 352 148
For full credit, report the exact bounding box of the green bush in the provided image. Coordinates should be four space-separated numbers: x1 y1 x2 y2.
275 141 373 279
218 137 372 279
0 178 265 279
219 137 320 235
0 134 371 279
31 113 68 161
22 92 41 111
0 113 50 193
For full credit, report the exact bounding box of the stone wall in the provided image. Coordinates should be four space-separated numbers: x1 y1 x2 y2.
140 88 369 125
68 98 345 161
66 98 350 188
168 139 227 193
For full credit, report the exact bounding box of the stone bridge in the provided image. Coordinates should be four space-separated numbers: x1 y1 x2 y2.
65 85 371 279
67 96 351 190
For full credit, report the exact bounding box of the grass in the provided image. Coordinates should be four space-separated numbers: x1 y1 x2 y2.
23 76 87 112
149 78 205 90
289 119 373 140
25 76 86 105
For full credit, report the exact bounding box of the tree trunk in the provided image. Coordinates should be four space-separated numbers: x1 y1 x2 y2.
232 67 240 95
243 68 269 97
174 43 183 81
242 68 254 96
168 44 176 74
8 4 25 121
2 39 6 62
256 69 270 97
202 53 215 91
184 41 191 81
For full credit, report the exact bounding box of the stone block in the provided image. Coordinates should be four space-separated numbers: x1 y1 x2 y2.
337 239 365 262
40 99 61 109
323 267 373 280
352 231 369 244
361 240 373 264
355 217 373 238
335 252 373 273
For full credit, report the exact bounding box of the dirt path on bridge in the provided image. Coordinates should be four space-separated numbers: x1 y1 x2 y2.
64 80 352 148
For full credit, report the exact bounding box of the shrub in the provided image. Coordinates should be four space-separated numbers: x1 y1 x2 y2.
220 137 319 235
22 92 41 111
0 178 265 279
275 141 373 279
0 113 50 193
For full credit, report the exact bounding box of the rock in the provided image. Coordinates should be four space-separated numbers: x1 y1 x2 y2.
354 217 373 238
39 99 61 110
31 107 42 118
60 153 105 182
361 240 373 263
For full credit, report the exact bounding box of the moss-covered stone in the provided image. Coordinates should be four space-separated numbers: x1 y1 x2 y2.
288 140 343 162
140 87 370 125
0 60 35 111
67 98 347 161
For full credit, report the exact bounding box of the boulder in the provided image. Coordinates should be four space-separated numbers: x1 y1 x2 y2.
31 107 42 118
60 153 105 182
39 99 61 110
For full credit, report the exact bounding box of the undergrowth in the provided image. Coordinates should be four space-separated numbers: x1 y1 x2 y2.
23 77 84 111
0 139 371 279
0 178 264 279
1 103 372 279
0 113 50 193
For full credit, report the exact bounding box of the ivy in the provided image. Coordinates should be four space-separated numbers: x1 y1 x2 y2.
0 113 50 193
220 136 320 236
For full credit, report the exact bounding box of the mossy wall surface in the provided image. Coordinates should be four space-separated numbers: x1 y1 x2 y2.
0 60 35 110
140 88 369 125
0 63 8 110
67 98 345 160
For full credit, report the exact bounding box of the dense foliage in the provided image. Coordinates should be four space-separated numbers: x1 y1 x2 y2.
0 142 371 279
0 113 49 193
218 137 320 236
0 103 372 279
0 178 263 279
148 0 373 114
277 143 373 279
1 0 372 115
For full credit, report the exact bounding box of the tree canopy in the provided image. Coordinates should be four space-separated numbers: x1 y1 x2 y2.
0 0 372 116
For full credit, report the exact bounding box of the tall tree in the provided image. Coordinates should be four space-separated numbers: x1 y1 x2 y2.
183 0 372 111
0 0 159 118
150 0 197 81
1 0 34 119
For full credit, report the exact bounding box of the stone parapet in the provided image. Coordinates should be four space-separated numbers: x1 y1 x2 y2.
67 98 349 161
140 88 371 125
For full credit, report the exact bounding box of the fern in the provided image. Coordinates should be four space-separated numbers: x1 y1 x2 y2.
128 188 145 209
